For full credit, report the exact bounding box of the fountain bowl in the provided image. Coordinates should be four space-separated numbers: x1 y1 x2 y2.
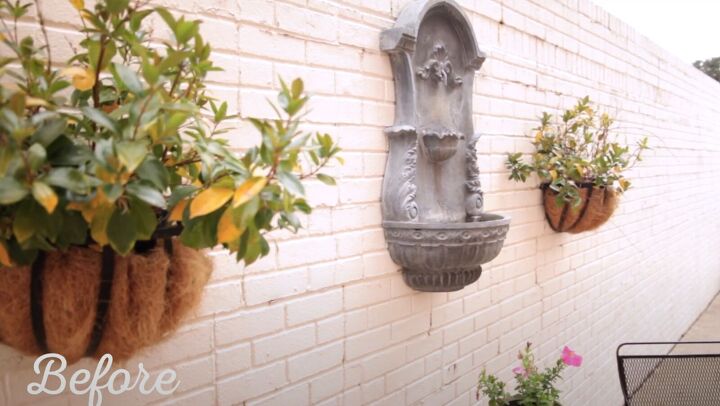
383 213 510 292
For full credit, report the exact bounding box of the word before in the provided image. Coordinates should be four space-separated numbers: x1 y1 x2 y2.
27 353 179 406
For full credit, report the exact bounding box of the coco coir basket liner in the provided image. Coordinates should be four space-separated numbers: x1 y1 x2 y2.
542 183 618 233
0 237 211 363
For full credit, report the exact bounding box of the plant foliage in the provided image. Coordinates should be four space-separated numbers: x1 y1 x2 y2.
505 97 648 207
477 343 582 406
0 0 341 266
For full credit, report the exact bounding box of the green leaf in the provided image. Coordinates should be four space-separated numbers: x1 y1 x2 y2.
174 21 198 44
107 208 137 255
168 185 199 207
142 59 159 85
316 173 336 186
277 171 304 195
12 200 41 243
126 182 167 209
56 211 87 247
88 40 116 72
32 118 66 147
81 107 119 134
116 140 148 172
130 199 157 240
130 9 153 31
112 63 144 94
179 209 222 249
0 177 29 204
106 0 130 13
27 143 46 171
291 78 304 98
158 50 192 73
44 168 95 194
155 7 176 28
136 158 169 189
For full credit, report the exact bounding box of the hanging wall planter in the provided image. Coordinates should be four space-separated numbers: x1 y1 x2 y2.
380 0 511 292
541 183 618 233
0 237 210 363
506 97 648 234
0 1 340 363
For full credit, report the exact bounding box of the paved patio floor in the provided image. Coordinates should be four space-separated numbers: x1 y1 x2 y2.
679 292 720 349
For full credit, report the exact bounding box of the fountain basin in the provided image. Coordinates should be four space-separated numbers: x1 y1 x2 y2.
419 127 464 162
384 213 510 292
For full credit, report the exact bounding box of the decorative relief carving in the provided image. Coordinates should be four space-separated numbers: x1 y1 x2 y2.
384 225 508 245
400 142 419 220
416 42 462 87
464 134 484 221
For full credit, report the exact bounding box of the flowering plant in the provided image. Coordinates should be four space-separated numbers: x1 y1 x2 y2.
477 343 582 406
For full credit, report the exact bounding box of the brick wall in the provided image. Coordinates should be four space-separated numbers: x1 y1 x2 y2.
3 0 720 405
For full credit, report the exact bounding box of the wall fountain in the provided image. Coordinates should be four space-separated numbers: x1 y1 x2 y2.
380 0 511 292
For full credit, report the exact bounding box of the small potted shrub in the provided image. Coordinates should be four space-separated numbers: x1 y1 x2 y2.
477 343 583 406
506 97 648 233
0 0 340 362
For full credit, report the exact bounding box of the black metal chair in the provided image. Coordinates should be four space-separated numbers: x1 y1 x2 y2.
617 341 720 405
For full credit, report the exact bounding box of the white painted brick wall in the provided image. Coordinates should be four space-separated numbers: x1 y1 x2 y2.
4 0 720 405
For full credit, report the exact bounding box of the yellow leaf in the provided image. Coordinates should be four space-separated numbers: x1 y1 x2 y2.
61 67 95 91
90 203 114 246
67 190 109 223
233 177 267 208
550 170 558 181
168 199 189 221
574 164 584 176
32 182 58 214
0 242 11 267
534 131 543 142
217 207 244 243
25 97 49 107
80 10 91 20
190 186 233 218
0 33 5 42
95 166 116 183
69 0 84 10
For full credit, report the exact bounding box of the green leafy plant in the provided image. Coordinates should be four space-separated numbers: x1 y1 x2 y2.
0 0 341 266
506 97 648 207
477 343 583 406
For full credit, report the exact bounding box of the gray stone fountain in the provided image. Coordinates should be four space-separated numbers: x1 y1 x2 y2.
380 0 511 292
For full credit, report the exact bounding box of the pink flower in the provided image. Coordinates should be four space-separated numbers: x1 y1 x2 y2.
512 366 527 376
561 346 583 367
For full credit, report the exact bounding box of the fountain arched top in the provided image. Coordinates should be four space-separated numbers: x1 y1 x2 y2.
380 0 485 70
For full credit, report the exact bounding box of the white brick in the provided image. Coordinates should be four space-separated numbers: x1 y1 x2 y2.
310 368 345 403
215 306 285 345
344 278 391 310
216 342 252 378
286 289 343 325
288 342 345 381
244 268 308 305
253 324 316 364
217 361 287 404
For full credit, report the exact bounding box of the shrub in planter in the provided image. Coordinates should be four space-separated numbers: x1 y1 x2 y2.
477 343 583 406
506 97 648 233
0 0 341 362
